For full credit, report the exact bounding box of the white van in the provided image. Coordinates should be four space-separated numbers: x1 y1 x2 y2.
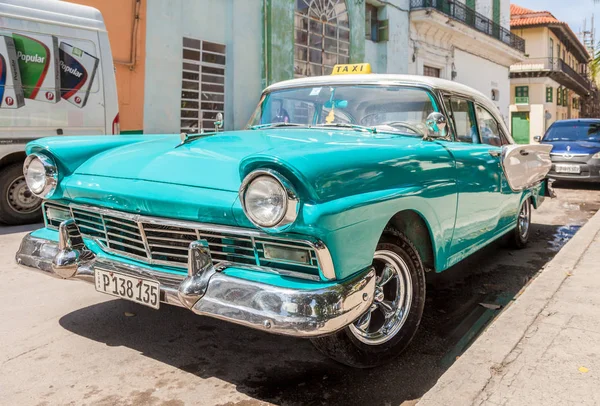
0 0 118 225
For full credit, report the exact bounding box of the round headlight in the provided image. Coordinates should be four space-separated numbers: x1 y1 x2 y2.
240 170 298 229
23 153 58 198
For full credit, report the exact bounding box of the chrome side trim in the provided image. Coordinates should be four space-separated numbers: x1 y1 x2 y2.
43 202 336 281
16 233 375 338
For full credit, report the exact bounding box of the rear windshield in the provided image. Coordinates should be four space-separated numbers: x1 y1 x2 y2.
543 121 600 142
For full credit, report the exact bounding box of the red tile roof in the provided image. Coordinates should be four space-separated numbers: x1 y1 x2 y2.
510 4 560 27
510 4 535 15
510 3 590 60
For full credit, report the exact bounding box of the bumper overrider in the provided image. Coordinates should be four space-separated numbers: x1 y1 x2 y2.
16 220 376 337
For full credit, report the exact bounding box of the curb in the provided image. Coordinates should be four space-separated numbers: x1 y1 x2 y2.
417 208 600 406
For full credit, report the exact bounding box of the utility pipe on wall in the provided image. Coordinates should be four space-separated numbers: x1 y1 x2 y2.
114 0 140 70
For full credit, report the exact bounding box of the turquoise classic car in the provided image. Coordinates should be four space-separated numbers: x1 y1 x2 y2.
16 68 553 367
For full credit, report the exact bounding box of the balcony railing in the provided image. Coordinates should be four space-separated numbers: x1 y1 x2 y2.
515 96 529 104
510 57 591 93
410 0 525 53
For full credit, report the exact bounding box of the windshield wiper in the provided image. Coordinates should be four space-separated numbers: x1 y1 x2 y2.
249 123 308 130
313 123 377 134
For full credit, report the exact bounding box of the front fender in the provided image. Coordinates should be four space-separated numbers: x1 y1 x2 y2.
294 184 457 279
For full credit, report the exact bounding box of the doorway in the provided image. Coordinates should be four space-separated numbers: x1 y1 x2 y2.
511 112 530 144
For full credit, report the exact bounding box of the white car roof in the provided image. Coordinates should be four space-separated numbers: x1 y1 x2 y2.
267 74 488 99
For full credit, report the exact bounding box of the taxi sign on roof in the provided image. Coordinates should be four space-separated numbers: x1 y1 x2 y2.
331 63 371 75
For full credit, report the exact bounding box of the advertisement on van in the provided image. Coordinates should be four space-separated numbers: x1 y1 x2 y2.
0 33 99 109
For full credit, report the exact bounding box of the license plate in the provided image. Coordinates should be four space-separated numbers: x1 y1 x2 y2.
555 164 581 174
94 269 160 309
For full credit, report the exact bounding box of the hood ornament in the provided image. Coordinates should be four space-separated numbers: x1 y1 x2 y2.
563 145 573 159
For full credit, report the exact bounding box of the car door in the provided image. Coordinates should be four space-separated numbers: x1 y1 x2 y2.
474 104 516 232
438 96 504 261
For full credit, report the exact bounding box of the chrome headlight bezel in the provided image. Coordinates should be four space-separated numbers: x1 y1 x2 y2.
23 153 58 198
239 169 299 230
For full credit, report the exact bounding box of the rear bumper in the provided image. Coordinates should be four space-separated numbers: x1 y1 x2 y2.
16 231 376 338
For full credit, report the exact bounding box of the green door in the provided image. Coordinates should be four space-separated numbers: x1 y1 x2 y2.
511 112 530 144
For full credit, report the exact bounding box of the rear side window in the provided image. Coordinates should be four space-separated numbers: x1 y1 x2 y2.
476 105 509 146
446 97 479 144
543 121 600 142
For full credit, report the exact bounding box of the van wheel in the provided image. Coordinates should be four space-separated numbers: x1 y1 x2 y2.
0 163 42 225
509 198 531 249
310 232 426 368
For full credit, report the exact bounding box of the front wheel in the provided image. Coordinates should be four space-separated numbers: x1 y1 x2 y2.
310 232 426 368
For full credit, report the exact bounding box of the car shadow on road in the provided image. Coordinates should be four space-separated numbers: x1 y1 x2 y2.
553 180 600 191
57 222 566 405
0 223 41 236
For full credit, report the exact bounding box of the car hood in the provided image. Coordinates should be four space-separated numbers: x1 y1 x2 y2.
74 129 416 195
543 140 600 154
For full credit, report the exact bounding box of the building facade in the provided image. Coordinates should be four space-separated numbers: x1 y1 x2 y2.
509 4 592 144
407 0 525 122
66 0 525 134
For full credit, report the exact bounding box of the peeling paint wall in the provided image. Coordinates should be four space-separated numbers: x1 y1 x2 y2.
364 0 410 74
347 0 365 63
265 0 294 85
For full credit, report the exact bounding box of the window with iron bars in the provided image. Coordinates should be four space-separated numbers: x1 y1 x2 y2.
294 0 351 77
180 37 226 133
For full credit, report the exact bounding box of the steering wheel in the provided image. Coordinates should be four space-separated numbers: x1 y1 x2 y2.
378 121 424 135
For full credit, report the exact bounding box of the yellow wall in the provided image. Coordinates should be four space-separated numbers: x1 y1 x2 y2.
65 0 146 132
512 26 586 73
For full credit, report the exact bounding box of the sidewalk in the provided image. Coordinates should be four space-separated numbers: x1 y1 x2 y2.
418 210 600 405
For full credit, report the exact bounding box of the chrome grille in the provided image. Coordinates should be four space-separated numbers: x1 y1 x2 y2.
43 203 321 276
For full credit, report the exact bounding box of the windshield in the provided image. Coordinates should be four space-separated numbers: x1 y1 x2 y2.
543 121 600 142
247 85 438 136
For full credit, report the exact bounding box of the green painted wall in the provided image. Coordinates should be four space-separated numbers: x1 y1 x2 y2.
265 0 365 85
265 0 295 85
347 0 365 64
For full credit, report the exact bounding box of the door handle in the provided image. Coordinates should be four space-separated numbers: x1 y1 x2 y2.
520 150 530 156
488 150 501 157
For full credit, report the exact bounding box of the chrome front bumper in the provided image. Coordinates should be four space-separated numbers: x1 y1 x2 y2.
15 225 376 338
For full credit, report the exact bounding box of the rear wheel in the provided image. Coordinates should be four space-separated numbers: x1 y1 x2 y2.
0 162 42 225
509 198 531 249
310 232 426 368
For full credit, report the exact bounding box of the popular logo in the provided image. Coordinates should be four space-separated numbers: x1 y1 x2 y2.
5 96 13 106
16 51 45 64
45 91 54 101
12 34 51 100
74 96 81 104
59 60 83 78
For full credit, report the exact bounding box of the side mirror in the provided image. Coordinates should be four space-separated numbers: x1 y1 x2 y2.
214 112 224 132
533 135 541 142
425 112 448 140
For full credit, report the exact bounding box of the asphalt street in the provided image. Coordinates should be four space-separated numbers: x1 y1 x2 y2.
1 181 599 406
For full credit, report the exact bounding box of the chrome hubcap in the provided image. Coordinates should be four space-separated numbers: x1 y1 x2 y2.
348 250 413 345
6 176 41 214
518 200 530 239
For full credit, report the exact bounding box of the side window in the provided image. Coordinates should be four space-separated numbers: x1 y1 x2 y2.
450 98 479 143
475 105 506 146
